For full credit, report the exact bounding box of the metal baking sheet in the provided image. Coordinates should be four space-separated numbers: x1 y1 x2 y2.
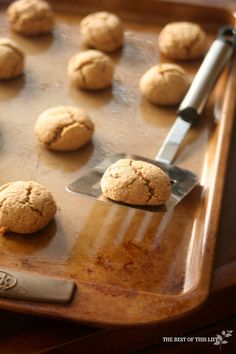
0 0 235 326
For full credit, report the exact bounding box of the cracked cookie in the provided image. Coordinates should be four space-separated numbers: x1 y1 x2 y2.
68 50 113 90
80 11 124 53
0 181 57 234
101 159 171 206
7 0 54 36
0 38 24 80
35 106 94 151
159 22 207 61
140 63 190 106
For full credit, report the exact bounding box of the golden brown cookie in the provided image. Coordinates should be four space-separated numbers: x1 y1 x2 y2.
80 11 124 53
35 106 94 151
101 159 171 206
7 0 54 36
68 50 114 90
139 63 190 106
159 22 207 61
0 181 57 234
0 38 24 80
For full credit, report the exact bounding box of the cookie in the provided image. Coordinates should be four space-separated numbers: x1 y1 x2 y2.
0 38 24 80
68 50 114 90
35 106 94 151
139 63 190 106
101 159 171 206
159 22 207 60
7 0 54 36
80 11 124 53
0 181 57 234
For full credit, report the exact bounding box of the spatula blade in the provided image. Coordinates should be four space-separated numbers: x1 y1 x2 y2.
66 154 198 212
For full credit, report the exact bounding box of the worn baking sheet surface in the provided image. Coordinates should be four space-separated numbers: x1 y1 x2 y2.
0 0 235 326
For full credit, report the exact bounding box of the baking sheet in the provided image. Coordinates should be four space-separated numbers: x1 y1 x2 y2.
0 0 235 326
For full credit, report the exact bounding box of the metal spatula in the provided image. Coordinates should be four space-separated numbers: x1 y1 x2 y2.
67 27 236 212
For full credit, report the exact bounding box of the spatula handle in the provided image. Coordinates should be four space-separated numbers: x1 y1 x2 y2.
178 26 236 124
